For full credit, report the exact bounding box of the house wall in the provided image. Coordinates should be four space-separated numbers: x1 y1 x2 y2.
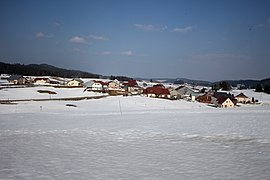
236 97 250 103
35 79 48 84
127 87 142 95
197 95 212 103
170 90 181 99
159 94 170 99
147 93 156 98
108 82 120 89
68 80 81 86
177 87 202 98
92 83 103 90
220 99 235 108
12 78 26 85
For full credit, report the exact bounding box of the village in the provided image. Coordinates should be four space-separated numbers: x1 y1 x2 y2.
0 74 259 108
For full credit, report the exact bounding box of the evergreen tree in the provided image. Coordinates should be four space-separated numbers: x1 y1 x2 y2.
255 84 263 92
220 81 231 91
264 85 270 94
212 83 220 91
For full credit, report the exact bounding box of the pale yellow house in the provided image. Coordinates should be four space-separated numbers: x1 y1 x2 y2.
235 93 251 104
108 80 121 89
34 78 50 84
67 79 83 87
216 97 236 108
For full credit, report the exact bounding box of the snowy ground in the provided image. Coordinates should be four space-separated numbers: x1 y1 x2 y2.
0 88 270 179
232 89 270 104
0 86 103 101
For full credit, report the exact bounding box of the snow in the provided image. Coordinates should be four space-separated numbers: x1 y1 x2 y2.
0 88 270 179
232 89 270 103
0 86 103 101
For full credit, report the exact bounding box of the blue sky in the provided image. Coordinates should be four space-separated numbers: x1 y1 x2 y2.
0 0 270 81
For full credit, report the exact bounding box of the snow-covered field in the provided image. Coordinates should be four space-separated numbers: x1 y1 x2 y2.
0 88 270 179
0 86 103 101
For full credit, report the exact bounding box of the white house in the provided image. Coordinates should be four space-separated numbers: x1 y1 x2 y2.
84 80 107 91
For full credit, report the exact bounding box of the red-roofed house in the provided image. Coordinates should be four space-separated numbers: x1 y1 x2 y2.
144 86 170 99
123 80 142 95
123 80 138 87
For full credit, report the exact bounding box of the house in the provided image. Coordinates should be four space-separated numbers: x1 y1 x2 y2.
96 81 108 90
144 86 171 99
175 86 202 99
50 77 66 85
144 87 156 98
196 93 212 104
8 75 27 85
67 78 83 87
107 89 127 96
211 91 237 107
123 80 138 87
215 96 236 108
33 77 50 84
108 79 121 89
235 92 251 104
168 87 181 100
123 80 143 95
84 80 108 91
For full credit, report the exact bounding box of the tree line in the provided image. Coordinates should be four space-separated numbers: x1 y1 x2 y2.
255 84 270 94
0 62 100 78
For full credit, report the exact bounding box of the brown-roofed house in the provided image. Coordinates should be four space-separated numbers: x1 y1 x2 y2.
196 93 212 104
235 92 251 104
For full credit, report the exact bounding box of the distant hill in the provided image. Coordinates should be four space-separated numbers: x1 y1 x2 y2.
173 78 212 86
0 62 100 78
136 77 212 86
215 78 270 89
1 62 269 86
136 77 270 88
